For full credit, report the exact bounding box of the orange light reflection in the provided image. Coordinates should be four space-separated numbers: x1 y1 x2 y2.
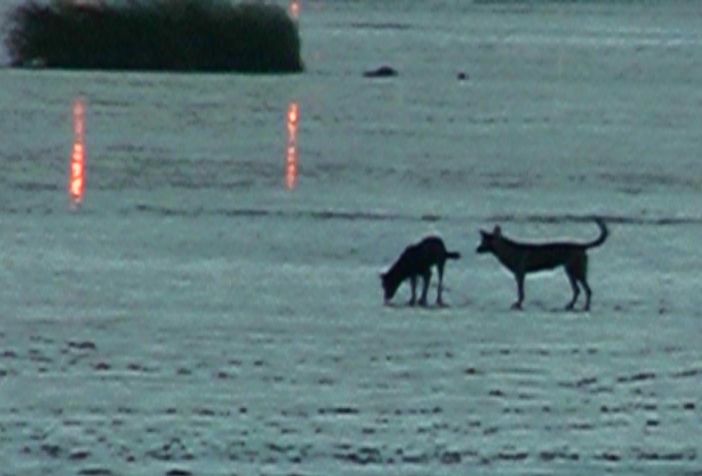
69 97 87 207
285 102 300 190
289 0 300 19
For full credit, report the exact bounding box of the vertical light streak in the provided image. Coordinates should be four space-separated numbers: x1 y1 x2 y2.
289 0 300 20
285 102 300 190
69 97 87 208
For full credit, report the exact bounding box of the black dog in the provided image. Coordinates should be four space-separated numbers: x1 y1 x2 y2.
476 218 608 311
382 236 461 306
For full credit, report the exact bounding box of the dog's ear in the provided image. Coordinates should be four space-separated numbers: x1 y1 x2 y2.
493 225 502 237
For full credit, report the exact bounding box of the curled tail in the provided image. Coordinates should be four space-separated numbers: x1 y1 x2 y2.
585 217 608 249
446 251 461 260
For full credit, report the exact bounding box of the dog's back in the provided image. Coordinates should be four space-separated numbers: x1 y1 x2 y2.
480 219 608 274
394 236 451 275
497 238 588 273
392 236 460 273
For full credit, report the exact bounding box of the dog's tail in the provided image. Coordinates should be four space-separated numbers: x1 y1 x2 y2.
446 251 461 260
585 217 608 249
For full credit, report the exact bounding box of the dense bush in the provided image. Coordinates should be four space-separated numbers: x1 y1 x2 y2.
4 0 303 73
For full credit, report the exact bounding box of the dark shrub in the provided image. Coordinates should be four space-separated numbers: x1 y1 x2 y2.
4 0 303 73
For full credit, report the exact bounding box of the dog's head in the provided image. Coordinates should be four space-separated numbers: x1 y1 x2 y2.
380 272 400 303
476 225 501 254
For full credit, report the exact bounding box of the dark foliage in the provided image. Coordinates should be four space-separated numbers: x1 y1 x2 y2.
4 0 303 73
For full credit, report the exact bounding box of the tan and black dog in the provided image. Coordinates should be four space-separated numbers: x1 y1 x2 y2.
382 236 461 306
476 218 608 311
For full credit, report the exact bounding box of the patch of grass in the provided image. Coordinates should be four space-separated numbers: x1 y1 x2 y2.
4 0 303 73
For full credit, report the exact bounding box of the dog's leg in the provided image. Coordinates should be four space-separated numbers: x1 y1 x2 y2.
436 261 445 306
408 276 417 306
580 255 592 311
581 279 592 311
419 270 431 306
512 273 525 310
571 254 591 311
565 266 580 310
